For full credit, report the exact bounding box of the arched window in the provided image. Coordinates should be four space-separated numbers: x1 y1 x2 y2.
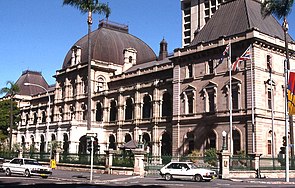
142 95 152 118
187 131 194 153
33 112 38 124
233 130 241 154
142 133 151 152
97 77 105 92
63 133 69 154
30 135 35 152
181 86 196 114
203 82 217 113
162 92 172 117
21 136 26 149
109 135 116 150
78 135 87 154
81 104 87 121
51 134 56 141
129 56 132 63
225 78 241 111
161 132 172 156
59 107 64 121
71 79 76 96
208 59 214 74
26 114 29 125
41 111 46 123
265 78 275 110
187 64 193 78
124 133 132 143
267 131 273 155
206 131 216 149
266 54 272 72
96 102 103 121
110 100 117 122
40 135 45 153
125 97 133 120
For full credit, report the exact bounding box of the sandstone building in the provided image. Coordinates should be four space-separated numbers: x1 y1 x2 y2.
10 0 295 157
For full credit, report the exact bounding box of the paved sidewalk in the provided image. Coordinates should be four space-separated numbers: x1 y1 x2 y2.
51 169 140 183
229 178 295 185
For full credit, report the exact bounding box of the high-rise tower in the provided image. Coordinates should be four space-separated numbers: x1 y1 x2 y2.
181 0 226 47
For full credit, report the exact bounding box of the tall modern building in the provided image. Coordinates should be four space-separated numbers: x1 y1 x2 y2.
181 0 226 47
7 0 295 157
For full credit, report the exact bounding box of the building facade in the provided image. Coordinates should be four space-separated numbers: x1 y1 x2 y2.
10 0 295 157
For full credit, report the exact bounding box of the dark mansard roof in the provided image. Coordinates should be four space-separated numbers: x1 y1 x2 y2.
191 0 293 46
63 20 157 69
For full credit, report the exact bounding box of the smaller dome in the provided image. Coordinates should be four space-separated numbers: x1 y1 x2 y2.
63 21 157 69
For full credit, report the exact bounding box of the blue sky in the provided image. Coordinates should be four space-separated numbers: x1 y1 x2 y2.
0 0 295 95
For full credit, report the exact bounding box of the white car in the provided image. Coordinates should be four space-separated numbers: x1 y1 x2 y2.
3 158 52 178
159 161 216 182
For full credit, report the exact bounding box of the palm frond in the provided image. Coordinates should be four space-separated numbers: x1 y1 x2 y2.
63 0 111 17
0 81 19 96
261 0 294 19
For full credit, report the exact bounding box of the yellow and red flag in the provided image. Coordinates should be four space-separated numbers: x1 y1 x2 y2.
288 71 295 115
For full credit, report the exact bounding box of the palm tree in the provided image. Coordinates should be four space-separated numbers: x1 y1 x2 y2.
261 0 293 67
261 0 294 182
63 0 111 131
0 81 19 151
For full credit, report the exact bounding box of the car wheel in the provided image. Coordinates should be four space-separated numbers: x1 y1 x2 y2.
24 169 31 177
5 168 11 176
165 173 172 181
194 174 202 182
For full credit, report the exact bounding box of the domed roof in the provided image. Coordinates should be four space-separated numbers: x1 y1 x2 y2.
63 21 157 69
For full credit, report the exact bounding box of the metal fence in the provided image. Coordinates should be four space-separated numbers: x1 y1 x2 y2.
0 151 18 160
112 152 134 167
259 156 295 170
58 153 106 166
229 155 254 171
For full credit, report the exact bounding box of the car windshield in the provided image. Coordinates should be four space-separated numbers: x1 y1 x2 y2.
24 159 40 165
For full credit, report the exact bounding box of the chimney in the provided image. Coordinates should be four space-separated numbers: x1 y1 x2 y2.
159 38 168 61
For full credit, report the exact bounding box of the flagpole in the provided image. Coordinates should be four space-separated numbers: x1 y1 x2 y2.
229 43 233 156
270 56 275 168
250 44 255 154
285 58 290 182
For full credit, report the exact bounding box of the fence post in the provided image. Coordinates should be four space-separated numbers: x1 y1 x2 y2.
220 150 231 179
105 149 114 174
133 149 146 177
18 149 23 158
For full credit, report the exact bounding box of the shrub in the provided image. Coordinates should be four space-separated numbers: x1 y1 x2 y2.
204 148 217 167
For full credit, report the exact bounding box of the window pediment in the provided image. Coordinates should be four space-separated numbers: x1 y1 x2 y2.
225 77 241 86
202 81 217 90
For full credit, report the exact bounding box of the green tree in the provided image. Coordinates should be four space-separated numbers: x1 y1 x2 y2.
0 81 20 151
63 0 111 130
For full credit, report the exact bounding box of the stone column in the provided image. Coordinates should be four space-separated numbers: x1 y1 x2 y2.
249 153 262 173
220 150 231 179
133 149 146 177
55 148 62 163
105 149 115 174
18 149 23 158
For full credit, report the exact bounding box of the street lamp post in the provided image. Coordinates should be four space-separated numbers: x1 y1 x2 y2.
24 83 50 152
222 131 227 151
